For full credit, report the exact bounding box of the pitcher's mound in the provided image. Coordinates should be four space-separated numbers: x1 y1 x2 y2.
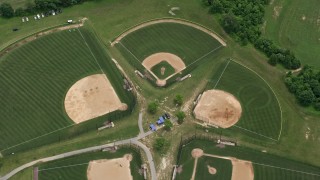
64 74 126 124
207 165 217 175
194 90 242 128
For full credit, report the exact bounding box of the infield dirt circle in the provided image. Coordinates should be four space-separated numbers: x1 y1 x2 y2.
87 154 133 180
64 74 126 124
142 52 186 86
194 89 242 128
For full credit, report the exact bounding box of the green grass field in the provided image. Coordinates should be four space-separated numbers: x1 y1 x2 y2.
38 147 143 180
150 61 175 79
264 0 320 68
115 22 223 83
0 0 32 9
0 26 134 153
176 139 320 180
206 60 282 140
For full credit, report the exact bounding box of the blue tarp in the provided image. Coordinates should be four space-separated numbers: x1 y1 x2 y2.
157 116 165 125
149 124 156 131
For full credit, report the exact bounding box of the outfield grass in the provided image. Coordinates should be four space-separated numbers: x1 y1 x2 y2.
264 0 320 68
0 26 134 153
206 60 282 140
176 139 320 180
118 22 222 65
38 148 143 180
150 61 175 79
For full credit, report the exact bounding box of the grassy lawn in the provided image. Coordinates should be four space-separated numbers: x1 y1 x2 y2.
38 148 143 180
0 0 320 178
176 139 320 180
206 60 282 140
264 0 320 69
150 61 175 79
0 26 134 154
0 0 32 9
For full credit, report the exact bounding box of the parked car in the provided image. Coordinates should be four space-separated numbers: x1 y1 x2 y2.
165 113 171 119
149 124 156 131
156 116 165 125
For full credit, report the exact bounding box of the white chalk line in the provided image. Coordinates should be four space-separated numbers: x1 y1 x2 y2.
77 28 105 75
229 59 283 141
233 125 277 141
0 124 74 152
186 45 223 68
252 162 320 177
213 60 230 89
38 162 89 172
118 42 142 64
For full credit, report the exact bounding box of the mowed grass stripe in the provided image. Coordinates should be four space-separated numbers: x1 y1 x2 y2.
0 29 101 149
209 61 282 139
120 23 222 65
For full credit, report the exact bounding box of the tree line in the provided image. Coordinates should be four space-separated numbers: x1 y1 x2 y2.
0 0 92 18
207 0 320 111
208 0 301 69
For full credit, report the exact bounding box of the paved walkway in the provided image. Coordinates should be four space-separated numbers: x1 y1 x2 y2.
0 113 157 180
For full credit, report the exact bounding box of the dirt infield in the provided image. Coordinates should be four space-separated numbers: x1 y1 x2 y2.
87 154 133 180
111 19 226 47
231 159 254 180
191 149 254 180
193 89 242 128
64 74 126 124
142 52 186 86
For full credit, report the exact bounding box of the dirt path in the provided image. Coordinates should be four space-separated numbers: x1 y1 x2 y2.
0 18 87 58
111 19 226 46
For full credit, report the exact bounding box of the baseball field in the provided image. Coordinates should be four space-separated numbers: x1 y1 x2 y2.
176 139 320 180
37 147 143 180
114 19 225 86
0 26 135 154
197 60 282 140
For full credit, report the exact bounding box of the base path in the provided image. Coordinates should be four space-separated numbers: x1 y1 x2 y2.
142 52 186 86
111 19 226 47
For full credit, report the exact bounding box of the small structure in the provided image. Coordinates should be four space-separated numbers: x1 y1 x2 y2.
26 17 29 21
67 20 73 24
34 16 37 20
172 165 177 180
135 70 145 78
37 14 41 19
98 121 114 131
179 74 191 82
217 139 236 146
194 93 202 105
22 18 25 23
123 78 132 91
142 164 147 180
41 13 45 18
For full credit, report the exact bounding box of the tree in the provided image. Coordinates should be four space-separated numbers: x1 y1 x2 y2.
297 88 315 106
153 137 170 154
164 120 173 131
0 3 14 18
174 94 183 106
148 101 158 114
15 8 27 17
220 13 239 33
176 111 186 124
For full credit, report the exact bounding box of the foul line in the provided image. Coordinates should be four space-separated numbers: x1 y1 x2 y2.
213 60 230 89
118 42 141 64
230 59 283 141
252 162 320 177
38 162 89 172
0 124 74 152
77 28 105 75
187 45 223 68
233 125 277 141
